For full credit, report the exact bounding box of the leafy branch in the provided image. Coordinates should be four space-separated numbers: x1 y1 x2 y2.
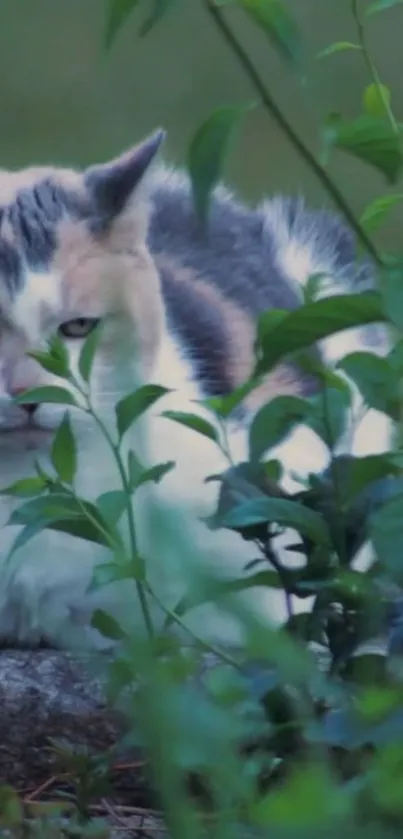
352 0 399 134
204 0 383 266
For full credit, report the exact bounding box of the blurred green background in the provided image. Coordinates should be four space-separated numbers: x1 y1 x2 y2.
0 0 402 244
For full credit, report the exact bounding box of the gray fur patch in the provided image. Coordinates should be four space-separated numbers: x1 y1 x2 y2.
148 173 303 318
145 168 381 398
0 236 22 294
4 180 86 271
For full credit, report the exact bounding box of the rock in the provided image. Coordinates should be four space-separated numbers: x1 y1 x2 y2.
0 650 120 787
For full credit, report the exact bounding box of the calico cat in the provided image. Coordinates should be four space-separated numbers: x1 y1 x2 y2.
0 129 391 650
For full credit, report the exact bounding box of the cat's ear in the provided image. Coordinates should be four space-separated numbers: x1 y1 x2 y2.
84 128 165 222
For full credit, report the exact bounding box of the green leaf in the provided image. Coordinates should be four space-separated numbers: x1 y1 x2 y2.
360 193 403 235
317 41 361 59
165 570 282 627
13 386 78 407
89 560 140 592
382 266 403 332
371 493 403 585
356 686 402 722
8 494 115 548
27 351 69 378
255 292 384 376
249 395 312 461
28 333 71 379
6 518 55 558
0 476 47 498
51 413 77 484
0 786 23 826
96 490 127 525
188 105 246 225
105 0 140 48
115 384 169 439
324 114 403 184
211 461 280 531
138 0 174 37
363 82 392 119
303 272 331 303
338 351 400 417
306 384 351 448
127 449 144 490
204 378 257 418
7 505 116 561
256 309 289 346
236 0 301 65
78 321 103 383
341 653 387 686
253 765 347 827
366 0 403 15
220 496 330 544
91 609 126 640
162 410 219 443
343 454 401 504
388 336 403 372
135 460 175 489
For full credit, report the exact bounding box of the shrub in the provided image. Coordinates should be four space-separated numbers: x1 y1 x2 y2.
4 0 403 836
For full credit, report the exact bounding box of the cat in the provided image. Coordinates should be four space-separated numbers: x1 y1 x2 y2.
0 128 392 651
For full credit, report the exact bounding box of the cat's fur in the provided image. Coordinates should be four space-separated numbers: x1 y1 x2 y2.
0 129 392 649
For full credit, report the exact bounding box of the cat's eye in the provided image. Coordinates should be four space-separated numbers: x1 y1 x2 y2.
59 318 100 339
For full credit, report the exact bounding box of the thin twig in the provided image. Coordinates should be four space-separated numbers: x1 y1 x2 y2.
24 775 61 802
100 797 134 828
205 0 383 266
259 537 294 621
147 584 241 669
352 0 399 135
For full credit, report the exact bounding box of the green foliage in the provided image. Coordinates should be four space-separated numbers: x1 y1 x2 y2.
255 292 384 376
219 494 331 544
7 1 403 837
162 410 219 443
363 82 392 119
338 352 401 418
115 383 170 439
14 385 79 407
188 105 246 225
78 321 104 383
137 0 175 37
227 0 301 65
105 0 174 46
51 413 77 484
323 114 402 184
360 193 403 234
366 0 403 14
105 0 141 47
249 395 312 461
317 41 362 59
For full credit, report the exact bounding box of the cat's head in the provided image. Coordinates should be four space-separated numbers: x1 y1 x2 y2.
0 129 165 457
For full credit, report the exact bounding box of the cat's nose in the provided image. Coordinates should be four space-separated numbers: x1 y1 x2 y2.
19 402 38 417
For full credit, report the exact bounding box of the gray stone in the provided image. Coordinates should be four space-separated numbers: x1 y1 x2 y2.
0 650 120 787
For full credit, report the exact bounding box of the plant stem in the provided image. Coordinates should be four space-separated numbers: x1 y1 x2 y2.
94 413 155 639
147 584 241 669
352 0 399 135
321 384 348 567
205 0 383 267
261 538 294 621
73 377 155 640
63 485 120 552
